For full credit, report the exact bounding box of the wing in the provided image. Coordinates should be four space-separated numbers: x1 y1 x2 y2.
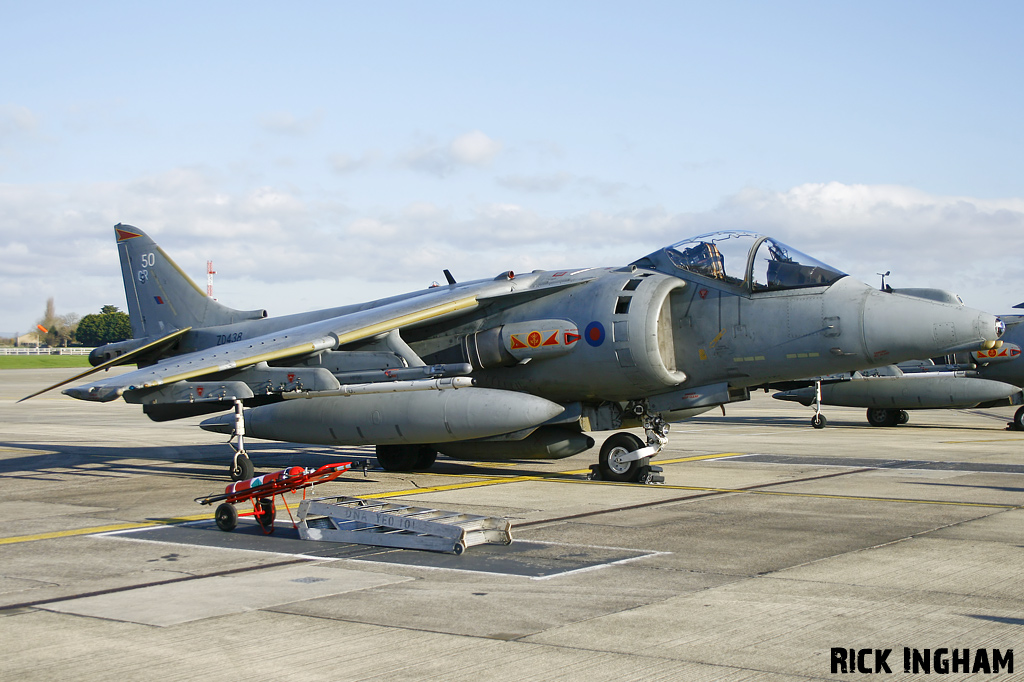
19 326 192 402
63 287 489 403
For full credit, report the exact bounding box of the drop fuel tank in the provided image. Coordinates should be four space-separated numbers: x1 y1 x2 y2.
200 386 564 446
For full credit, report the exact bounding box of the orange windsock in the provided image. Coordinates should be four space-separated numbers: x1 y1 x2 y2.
36 324 48 333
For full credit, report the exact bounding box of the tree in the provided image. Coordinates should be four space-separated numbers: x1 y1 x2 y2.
76 305 132 346
35 297 79 347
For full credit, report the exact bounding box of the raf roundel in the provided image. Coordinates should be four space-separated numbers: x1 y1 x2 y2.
584 321 605 347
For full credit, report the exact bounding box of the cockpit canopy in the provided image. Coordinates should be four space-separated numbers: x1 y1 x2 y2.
636 231 846 292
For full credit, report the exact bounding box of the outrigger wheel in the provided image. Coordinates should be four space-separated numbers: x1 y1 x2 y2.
230 453 254 481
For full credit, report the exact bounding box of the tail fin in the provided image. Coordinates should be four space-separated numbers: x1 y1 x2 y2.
115 224 266 338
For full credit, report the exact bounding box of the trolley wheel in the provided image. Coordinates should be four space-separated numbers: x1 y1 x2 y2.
811 414 827 429
255 497 276 533
230 454 254 481
452 542 465 556
215 503 238 532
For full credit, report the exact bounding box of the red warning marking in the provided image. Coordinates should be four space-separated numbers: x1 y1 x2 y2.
553 272 568 277
527 331 542 348
542 330 560 346
287 373 296 383
197 386 204 397
510 334 528 350
699 289 709 300
1013 348 1021 357
564 331 581 345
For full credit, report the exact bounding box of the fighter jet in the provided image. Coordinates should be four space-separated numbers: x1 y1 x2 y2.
773 305 1024 429
30 227 1005 482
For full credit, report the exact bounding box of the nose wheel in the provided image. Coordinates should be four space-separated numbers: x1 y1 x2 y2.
589 404 666 484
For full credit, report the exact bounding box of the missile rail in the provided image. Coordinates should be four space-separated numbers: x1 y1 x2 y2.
297 495 513 555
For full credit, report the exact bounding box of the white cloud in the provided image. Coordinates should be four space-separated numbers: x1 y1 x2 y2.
0 104 38 138
258 110 324 136
449 130 502 166
3 177 1023 336
401 130 502 177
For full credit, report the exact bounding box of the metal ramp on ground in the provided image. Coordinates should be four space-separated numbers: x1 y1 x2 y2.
296 495 513 554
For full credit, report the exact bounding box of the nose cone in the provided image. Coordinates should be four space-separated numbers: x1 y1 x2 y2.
862 290 1001 365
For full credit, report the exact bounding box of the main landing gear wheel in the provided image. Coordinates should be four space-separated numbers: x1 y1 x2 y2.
1013 406 1024 431
230 453 254 481
376 444 437 472
897 410 910 425
866 408 899 427
811 414 827 429
598 432 648 482
215 503 238 532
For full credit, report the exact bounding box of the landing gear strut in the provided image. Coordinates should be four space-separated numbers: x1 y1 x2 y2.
228 400 254 481
810 380 827 428
589 404 666 484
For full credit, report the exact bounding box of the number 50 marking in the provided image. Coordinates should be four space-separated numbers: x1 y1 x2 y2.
141 253 156 267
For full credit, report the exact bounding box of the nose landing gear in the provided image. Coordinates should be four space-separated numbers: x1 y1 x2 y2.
589 404 666 484
228 400 254 481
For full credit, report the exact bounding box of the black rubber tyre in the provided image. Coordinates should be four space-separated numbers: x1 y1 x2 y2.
255 497 275 533
230 454 254 481
1014 406 1024 431
598 432 647 482
215 503 238 532
376 444 436 471
866 408 898 427
897 410 910 425
415 446 438 469
811 414 827 429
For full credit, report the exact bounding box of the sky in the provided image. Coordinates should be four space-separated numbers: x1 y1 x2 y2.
3 1 1024 336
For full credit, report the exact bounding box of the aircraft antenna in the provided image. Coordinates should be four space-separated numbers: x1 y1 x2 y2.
207 260 217 299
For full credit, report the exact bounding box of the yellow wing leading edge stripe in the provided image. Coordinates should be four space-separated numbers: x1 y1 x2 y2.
138 295 480 390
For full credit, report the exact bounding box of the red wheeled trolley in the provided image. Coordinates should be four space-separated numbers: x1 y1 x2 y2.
197 462 362 534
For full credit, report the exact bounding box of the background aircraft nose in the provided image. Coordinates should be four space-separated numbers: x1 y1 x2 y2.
861 290 1002 365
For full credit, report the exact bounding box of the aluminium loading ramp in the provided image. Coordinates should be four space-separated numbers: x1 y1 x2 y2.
296 495 513 555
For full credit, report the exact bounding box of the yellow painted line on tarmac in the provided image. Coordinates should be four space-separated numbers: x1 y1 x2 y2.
0 513 212 546
3 450 1010 545
360 475 541 499
362 453 747 496
625 485 1017 509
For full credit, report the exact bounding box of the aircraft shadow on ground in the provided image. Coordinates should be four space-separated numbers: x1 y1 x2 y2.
0 440 568 482
695 415 1010 433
